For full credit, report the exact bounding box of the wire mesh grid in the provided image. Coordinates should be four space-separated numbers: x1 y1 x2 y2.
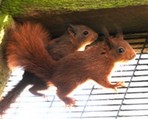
0 34 148 119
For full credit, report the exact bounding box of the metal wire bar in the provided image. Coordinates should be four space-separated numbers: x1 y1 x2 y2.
116 37 148 119
80 85 95 119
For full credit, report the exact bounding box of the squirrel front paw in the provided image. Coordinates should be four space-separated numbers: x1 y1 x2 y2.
112 81 125 91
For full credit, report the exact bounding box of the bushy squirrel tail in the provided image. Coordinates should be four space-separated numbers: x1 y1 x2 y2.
5 22 55 79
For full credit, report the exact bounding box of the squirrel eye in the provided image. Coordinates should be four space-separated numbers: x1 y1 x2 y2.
118 47 125 54
83 31 89 35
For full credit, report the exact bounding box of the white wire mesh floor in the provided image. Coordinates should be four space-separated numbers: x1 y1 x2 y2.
0 35 148 119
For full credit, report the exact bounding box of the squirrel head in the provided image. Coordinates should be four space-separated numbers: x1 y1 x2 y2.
102 29 136 62
67 24 98 50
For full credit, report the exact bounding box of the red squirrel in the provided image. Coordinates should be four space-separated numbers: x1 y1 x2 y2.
0 22 98 113
3 22 136 107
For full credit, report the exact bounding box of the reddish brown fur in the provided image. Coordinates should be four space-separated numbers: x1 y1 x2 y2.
5 22 136 106
1 23 136 114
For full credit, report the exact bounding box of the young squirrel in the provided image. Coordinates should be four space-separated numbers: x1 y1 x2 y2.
0 22 98 113
47 24 98 60
3 22 136 108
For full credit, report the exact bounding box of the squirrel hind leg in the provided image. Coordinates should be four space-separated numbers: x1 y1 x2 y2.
29 83 48 97
23 71 49 96
56 84 77 107
57 92 76 107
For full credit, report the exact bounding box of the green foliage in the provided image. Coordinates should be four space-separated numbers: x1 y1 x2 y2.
0 14 12 95
1 0 148 15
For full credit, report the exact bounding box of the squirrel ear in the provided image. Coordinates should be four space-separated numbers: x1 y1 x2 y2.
102 26 110 39
101 27 113 49
115 25 124 39
116 33 124 39
103 36 113 49
67 24 76 36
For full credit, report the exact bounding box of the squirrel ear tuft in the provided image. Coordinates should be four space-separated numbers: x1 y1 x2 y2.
101 27 112 49
102 26 110 39
102 36 113 49
116 33 124 39
67 24 76 36
115 25 124 39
